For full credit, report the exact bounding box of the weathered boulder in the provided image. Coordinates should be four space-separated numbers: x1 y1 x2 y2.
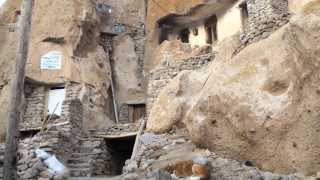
147 13 320 175
146 69 212 133
147 34 240 133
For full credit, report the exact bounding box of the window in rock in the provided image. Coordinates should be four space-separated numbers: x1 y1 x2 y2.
20 130 40 140
205 15 218 44
179 28 190 43
128 103 146 123
240 2 249 31
47 87 65 116
158 25 170 44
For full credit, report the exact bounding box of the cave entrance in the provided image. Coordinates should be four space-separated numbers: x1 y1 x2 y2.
105 135 136 175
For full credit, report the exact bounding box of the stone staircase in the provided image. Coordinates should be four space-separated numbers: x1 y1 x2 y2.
68 137 112 178
0 144 4 180
68 138 93 178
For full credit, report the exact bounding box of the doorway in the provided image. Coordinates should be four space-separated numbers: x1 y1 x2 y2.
105 135 136 175
128 103 146 123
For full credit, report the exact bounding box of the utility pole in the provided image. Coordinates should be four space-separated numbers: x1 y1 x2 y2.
4 0 34 179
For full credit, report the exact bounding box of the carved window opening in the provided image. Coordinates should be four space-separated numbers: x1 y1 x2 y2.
179 28 190 43
240 2 249 32
205 15 218 44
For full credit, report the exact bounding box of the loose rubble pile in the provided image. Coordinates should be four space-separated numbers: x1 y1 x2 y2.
118 129 314 180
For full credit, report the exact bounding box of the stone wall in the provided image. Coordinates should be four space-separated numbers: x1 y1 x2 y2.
119 104 130 123
236 0 290 53
65 82 82 101
147 53 214 115
22 84 47 131
17 99 83 179
0 144 4 179
17 98 125 178
21 81 83 131
78 137 114 176
99 0 146 112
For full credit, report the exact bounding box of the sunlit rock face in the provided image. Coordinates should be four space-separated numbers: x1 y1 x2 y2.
148 13 320 175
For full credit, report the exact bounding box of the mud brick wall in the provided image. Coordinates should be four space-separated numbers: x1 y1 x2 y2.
235 0 290 54
147 53 214 115
22 84 47 131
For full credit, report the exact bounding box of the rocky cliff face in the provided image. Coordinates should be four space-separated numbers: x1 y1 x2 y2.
147 13 320 175
0 0 114 141
144 0 208 72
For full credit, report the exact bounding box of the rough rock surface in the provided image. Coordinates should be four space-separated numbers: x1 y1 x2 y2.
115 129 313 180
0 0 116 140
113 34 145 106
147 13 320 175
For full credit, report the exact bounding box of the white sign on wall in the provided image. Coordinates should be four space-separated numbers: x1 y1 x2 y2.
40 51 62 70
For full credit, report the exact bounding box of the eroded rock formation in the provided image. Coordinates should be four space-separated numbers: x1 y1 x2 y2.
148 13 320 175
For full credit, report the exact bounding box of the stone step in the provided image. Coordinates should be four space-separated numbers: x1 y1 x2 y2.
79 147 95 154
68 163 91 169
70 152 96 159
68 157 90 164
69 167 92 177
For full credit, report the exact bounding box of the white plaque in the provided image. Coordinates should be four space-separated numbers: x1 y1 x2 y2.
40 51 62 70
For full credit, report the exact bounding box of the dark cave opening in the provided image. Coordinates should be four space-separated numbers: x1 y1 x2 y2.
105 135 136 175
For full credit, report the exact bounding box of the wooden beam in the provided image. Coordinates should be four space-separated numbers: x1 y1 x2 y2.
3 0 34 179
130 117 147 161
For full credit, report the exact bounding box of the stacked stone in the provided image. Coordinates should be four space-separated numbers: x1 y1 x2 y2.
235 0 290 54
65 82 82 101
89 123 140 136
68 137 113 177
56 99 83 161
119 104 129 123
17 135 52 179
100 34 113 54
147 53 214 115
17 99 84 179
22 84 46 131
